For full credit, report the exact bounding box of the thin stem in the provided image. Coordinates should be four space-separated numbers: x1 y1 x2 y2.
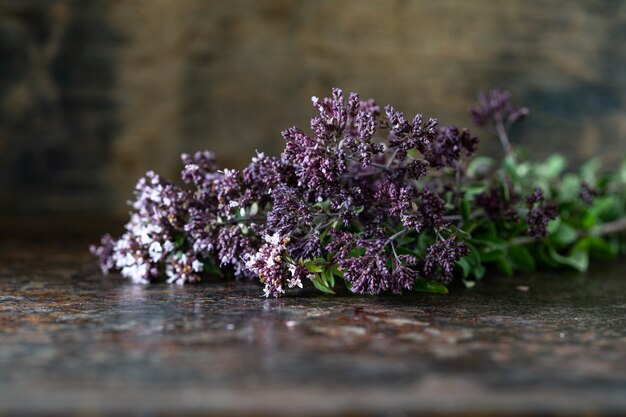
592 216 626 236
217 214 264 225
346 155 390 172
510 216 626 246
390 241 401 263
386 149 399 169
385 229 407 246
494 115 513 157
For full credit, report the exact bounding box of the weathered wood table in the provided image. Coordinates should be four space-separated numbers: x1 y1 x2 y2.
1 218 625 416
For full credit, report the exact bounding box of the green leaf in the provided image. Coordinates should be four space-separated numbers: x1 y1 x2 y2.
313 274 336 295
464 243 482 265
584 236 616 260
535 154 566 181
175 233 186 248
496 256 514 276
348 247 366 257
547 244 589 272
472 263 487 280
238 223 249 234
413 280 449 294
581 210 598 230
559 174 581 202
407 149 420 159
313 199 331 211
455 244 482 280
591 196 618 220
537 244 559 267
473 235 506 263
305 263 324 274
508 245 536 272
456 257 471 278
323 268 335 288
417 233 435 254
479 249 505 263
460 199 471 223
568 245 590 272
581 157 601 184
549 222 578 247
331 265 345 278
202 261 222 276
463 279 477 289
503 156 521 182
547 216 561 235
467 156 495 178
465 184 487 199
249 201 259 216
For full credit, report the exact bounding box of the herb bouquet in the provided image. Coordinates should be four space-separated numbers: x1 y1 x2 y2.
92 89 626 297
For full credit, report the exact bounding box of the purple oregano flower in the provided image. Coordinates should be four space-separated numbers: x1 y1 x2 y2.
92 87 570 297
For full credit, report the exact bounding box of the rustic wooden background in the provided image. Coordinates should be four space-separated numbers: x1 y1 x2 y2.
1 0 625 215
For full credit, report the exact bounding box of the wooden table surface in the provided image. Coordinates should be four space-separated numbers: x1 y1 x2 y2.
1 217 625 416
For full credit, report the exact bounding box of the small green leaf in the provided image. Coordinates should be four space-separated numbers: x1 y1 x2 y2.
313 199 331 211
591 196 618 219
547 244 589 272
175 233 186 248
305 263 324 273
348 247 366 257
331 265 345 278
417 233 435 254
323 268 335 288
463 279 477 289
249 201 259 216
456 257 471 278
238 223 249 234
584 236 616 260
413 280 449 294
537 244 559 267
508 245 536 272
478 247 506 263
407 149 420 159
313 274 336 294
549 222 578 247
535 154 566 180
496 256 514 276
202 261 222 276
559 174 581 202
465 184 487 199
460 199 471 223
503 156 521 182
467 156 495 178
547 216 562 235
581 157 601 184
463 243 482 265
581 210 598 230
472 264 487 280
568 246 590 272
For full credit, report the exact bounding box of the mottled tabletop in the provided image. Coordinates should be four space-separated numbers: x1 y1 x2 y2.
1 218 625 416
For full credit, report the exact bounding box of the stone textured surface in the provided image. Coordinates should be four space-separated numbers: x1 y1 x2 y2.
1 217 626 416
1 0 626 215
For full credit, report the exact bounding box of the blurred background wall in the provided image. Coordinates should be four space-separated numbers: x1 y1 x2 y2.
1 0 625 216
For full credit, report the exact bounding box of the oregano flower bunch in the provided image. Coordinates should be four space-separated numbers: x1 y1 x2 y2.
92 88 626 296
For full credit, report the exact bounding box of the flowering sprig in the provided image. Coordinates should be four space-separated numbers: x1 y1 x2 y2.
92 88 626 297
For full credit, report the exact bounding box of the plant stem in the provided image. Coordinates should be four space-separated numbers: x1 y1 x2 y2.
385 229 406 246
510 216 626 246
592 216 626 236
494 116 513 157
